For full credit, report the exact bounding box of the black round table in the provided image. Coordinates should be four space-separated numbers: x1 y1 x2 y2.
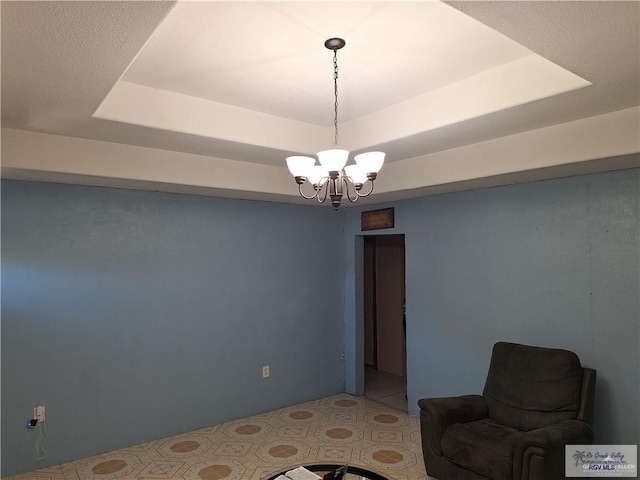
265 463 389 480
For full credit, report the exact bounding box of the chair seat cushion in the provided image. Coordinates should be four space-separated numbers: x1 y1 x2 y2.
441 418 522 480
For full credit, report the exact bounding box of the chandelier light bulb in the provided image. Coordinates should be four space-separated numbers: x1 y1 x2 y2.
344 164 368 186
317 149 349 173
306 165 329 186
355 151 386 174
286 156 315 178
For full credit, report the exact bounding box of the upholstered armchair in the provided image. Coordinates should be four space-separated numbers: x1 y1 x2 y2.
418 342 596 480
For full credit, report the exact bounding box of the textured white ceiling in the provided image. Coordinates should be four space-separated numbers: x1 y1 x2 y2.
1 1 638 205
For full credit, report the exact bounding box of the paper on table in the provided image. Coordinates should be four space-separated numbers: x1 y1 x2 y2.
284 466 322 480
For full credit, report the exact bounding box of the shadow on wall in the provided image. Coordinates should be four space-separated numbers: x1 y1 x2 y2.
593 377 612 443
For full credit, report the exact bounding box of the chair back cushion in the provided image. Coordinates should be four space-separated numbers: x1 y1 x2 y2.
483 342 583 431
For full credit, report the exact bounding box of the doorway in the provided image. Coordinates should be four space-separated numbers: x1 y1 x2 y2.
363 234 407 411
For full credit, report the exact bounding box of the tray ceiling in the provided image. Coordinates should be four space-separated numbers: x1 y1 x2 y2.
2 1 639 205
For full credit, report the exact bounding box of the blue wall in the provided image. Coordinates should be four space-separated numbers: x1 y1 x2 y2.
3 168 639 475
343 168 639 445
1 180 346 476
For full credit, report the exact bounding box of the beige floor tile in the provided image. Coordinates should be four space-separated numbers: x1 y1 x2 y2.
6 394 426 480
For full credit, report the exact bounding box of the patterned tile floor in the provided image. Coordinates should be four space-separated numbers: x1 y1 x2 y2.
364 367 407 412
5 394 426 480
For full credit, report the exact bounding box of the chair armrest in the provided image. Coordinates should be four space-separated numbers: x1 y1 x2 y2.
513 419 594 480
418 395 487 456
515 418 594 450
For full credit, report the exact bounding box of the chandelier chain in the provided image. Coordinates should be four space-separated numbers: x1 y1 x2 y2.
333 49 339 147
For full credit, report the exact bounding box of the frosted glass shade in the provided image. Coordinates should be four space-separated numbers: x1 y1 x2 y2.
317 149 349 172
306 165 329 185
345 164 368 184
286 156 316 177
355 151 385 174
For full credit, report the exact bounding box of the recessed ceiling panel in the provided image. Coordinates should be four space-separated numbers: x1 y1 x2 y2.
121 1 532 126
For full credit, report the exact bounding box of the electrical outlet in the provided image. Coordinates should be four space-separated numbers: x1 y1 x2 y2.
35 406 45 422
262 365 270 378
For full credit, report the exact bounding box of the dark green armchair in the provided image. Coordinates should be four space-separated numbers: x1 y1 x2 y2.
418 342 596 480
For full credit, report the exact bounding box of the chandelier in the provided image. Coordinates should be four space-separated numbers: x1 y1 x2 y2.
285 38 385 209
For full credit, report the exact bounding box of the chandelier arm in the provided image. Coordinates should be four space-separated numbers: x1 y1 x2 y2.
344 177 360 203
354 180 375 198
298 182 320 200
317 181 329 203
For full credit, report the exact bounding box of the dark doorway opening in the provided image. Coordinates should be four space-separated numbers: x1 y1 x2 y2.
363 234 407 411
